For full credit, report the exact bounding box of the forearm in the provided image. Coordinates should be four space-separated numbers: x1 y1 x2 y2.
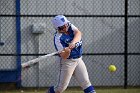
71 30 82 44
69 30 82 49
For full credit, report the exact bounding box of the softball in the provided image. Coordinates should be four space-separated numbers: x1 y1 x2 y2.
108 65 117 72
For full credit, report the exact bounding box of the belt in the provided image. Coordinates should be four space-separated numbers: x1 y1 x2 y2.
67 56 81 59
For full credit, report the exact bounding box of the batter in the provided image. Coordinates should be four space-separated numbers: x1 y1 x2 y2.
47 15 96 93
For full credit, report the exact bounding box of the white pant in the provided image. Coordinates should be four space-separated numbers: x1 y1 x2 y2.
55 57 91 93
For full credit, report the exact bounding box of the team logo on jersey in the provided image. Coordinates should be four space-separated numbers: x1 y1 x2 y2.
64 39 70 44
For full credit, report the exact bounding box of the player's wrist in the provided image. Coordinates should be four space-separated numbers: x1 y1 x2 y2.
64 47 71 52
71 41 76 44
69 42 76 49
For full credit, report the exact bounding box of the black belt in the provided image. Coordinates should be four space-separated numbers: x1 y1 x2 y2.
67 56 81 59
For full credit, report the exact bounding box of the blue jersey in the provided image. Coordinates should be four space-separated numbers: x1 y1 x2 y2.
54 24 82 59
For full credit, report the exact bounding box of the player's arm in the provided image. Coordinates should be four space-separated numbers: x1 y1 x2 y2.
69 28 82 49
59 47 71 59
54 37 71 59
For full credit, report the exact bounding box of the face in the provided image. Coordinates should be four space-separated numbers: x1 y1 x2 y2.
58 24 67 33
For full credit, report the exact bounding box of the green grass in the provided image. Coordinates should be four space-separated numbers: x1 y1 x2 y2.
0 88 140 93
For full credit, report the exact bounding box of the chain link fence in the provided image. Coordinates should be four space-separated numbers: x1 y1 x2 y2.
0 0 140 88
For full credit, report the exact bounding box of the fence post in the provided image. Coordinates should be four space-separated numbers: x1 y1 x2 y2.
16 0 21 88
124 0 128 89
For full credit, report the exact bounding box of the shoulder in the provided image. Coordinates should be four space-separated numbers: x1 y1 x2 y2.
54 32 62 37
70 23 78 31
54 32 62 40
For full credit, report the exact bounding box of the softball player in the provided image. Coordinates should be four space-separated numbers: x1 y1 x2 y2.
47 15 96 93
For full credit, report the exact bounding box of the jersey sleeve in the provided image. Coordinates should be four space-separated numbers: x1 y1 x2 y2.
71 24 79 31
54 34 64 51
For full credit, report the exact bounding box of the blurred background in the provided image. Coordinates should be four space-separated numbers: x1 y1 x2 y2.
0 0 140 90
